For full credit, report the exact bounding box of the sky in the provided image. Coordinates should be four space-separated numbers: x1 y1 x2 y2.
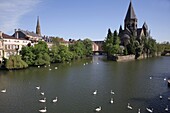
0 0 170 42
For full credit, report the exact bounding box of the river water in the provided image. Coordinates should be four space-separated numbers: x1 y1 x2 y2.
0 56 170 113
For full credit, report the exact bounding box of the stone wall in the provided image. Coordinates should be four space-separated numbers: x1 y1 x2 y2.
114 55 135 62
113 52 161 62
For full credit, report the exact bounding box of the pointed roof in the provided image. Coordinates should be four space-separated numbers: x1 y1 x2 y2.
37 16 40 27
36 16 41 36
142 22 148 30
125 1 137 21
119 25 123 31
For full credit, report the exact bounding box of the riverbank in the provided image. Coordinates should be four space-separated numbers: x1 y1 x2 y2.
112 53 162 62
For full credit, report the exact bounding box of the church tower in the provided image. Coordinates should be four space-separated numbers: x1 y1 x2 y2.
124 1 137 36
36 16 41 36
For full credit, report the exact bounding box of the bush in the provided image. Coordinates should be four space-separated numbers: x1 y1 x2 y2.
5 55 28 70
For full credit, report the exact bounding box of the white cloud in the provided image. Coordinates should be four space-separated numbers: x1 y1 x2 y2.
0 0 41 34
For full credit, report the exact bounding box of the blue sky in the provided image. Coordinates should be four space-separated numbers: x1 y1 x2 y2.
0 0 170 42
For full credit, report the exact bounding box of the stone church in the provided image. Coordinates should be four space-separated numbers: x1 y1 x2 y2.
119 1 149 46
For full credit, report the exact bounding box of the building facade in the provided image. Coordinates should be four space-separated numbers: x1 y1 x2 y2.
0 31 31 62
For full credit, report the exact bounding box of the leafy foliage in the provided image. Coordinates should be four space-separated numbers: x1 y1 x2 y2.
49 45 59 63
83 38 93 57
69 40 85 59
57 45 73 62
103 29 120 58
20 46 35 65
143 36 157 57
5 55 28 70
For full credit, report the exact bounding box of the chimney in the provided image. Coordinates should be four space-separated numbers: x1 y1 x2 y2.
0 31 2 38
14 29 18 39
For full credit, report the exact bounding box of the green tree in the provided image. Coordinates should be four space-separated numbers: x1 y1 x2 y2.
5 55 28 70
126 36 135 54
134 41 142 58
143 37 157 57
83 38 93 57
33 41 49 55
58 45 73 62
103 29 114 57
112 30 120 54
103 29 121 59
69 40 85 59
49 45 59 63
34 53 50 66
33 41 50 65
148 37 157 56
20 46 35 65
52 37 61 46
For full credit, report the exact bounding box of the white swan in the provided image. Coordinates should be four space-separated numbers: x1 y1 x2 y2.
39 107 47 113
52 97 58 103
49 68 52 71
95 106 101 112
138 109 141 113
36 86 40 90
111 90 115 95
160 95 163 99
149 77 152 79
164 77 167 81
127 103 132 110
39 98 46 103
1 89 6 93
38 66 40 68
110 98 114 104
41 92 45 95
93 90 97 95
165 105 168 111
146 107 153 113
55 67 58 69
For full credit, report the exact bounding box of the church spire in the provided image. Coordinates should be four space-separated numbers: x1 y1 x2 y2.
36 16 41 36
125 0 137 21
124 1 137 34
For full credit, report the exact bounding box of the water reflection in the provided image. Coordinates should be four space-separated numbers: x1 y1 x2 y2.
0 56 170 113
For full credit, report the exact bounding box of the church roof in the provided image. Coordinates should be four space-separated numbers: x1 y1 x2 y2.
19 29 41 37
125 1 137 21
142 22 148 30
137 28 142 37
36 16 41 36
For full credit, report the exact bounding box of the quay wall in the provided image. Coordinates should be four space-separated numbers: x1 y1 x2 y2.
113 52 162 62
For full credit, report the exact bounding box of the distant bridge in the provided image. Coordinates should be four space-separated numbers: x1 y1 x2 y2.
162 50 170 56
92 41 105 55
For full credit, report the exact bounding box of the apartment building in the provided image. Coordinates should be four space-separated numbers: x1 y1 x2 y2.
0 31 31 62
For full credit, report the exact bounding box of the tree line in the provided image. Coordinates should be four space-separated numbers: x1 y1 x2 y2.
103 29 169 60
3 38 92 70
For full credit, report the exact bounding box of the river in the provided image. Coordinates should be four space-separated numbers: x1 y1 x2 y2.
0 56 170 113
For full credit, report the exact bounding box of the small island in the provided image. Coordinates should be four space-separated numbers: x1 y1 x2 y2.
102 1 170 61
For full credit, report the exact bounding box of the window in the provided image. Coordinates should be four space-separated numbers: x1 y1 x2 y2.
8 45 10 49
5 45 7 49
13 45 15 49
